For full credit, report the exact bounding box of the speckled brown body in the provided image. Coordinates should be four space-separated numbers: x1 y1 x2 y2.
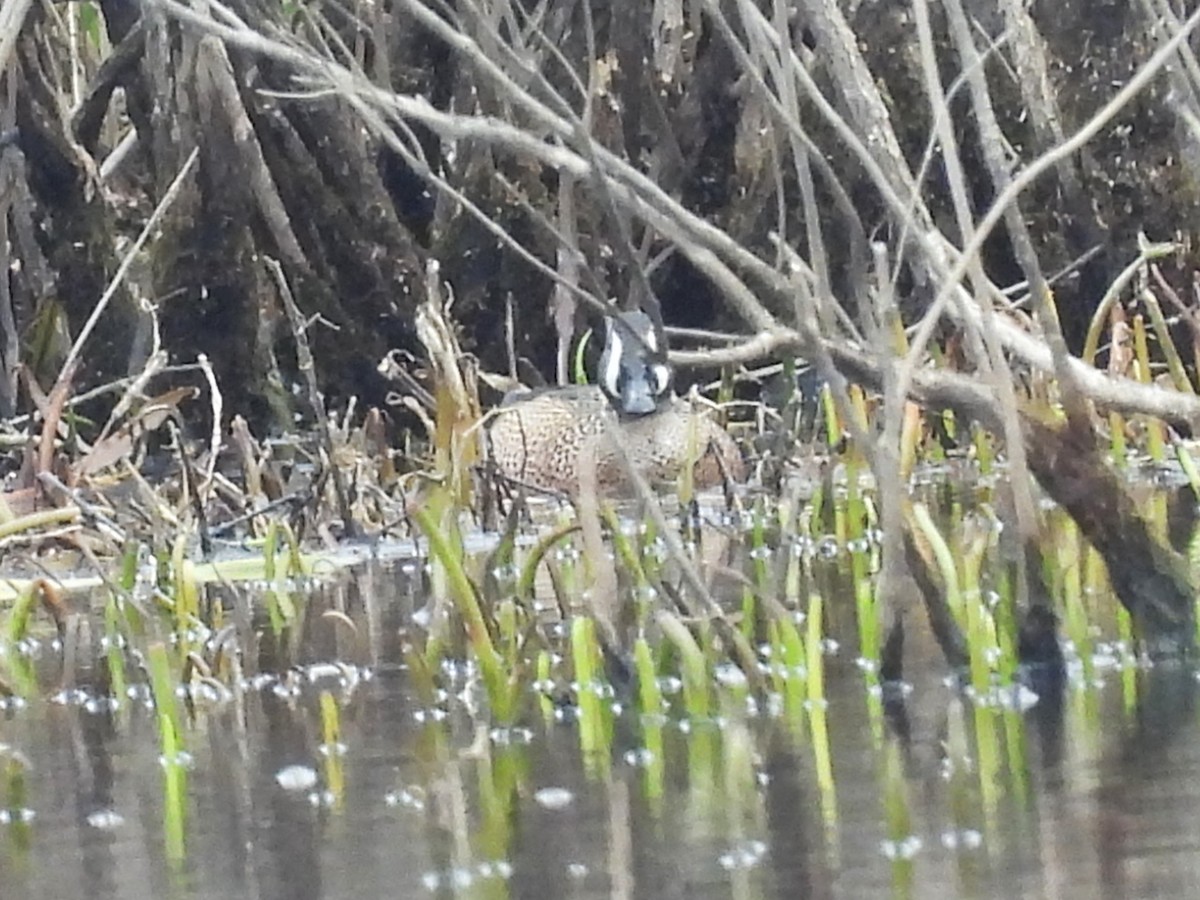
488 386 745 496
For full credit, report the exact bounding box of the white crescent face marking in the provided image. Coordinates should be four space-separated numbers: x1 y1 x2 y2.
601 327 624 397
642 324 658 353
651 363 670 396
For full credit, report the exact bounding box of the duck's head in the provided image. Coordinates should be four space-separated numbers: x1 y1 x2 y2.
599 310 672 416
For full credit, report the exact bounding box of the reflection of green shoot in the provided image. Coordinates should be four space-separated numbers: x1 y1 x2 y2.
1002 706 1029 804
882 741 914 892
104 595 128 703
532 650 553 723
0 748 31 851
1058 521 1092 686
805 594 834 799
320 691 344 808
635 638 666 803
148 643 186 864
973 704 1002 819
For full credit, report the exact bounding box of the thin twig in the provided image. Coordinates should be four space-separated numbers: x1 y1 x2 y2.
55 147 199 392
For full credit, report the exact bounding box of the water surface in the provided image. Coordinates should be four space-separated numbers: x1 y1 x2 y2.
2 550 1200 900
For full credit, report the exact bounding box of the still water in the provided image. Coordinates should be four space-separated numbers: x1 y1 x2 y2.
3 554 1200 900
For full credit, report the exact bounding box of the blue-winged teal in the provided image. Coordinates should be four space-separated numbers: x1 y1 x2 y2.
488 311 745 496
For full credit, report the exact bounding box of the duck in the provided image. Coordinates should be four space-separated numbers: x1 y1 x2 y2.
487 310 745 496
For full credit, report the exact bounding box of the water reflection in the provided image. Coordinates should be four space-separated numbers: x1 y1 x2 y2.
2 558 1200 899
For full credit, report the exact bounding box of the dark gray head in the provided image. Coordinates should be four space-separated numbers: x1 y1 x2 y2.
599 310 672 416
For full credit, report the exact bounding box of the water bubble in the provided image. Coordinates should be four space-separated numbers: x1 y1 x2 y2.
307 789 337 808
941 829 983 850
490 563 519 582
490 727 534 745
305 662 343 682
635 585 659 603
412 707 448 723
492 860 514 879
51 688 90 707
158 751 195 770
658 676 684 695
271 681 302 700
384 786 426 810
714 664 747 688
275 765 319 792
718 839 768 870
880 835 923 860
84 696 121 715
997 684 1039 712
86 809 125 830
553 547 581 564
764 693 784 718
534 787 574 810
623 748 656 767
